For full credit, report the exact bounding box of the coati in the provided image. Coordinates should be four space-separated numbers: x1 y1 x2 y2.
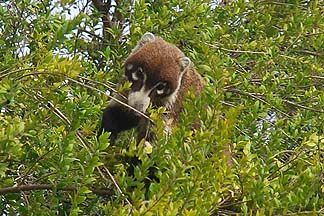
98 32 205 142
98 32 205 191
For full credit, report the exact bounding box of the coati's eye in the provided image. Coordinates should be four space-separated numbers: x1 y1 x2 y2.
131 67 144 81
155 82 169 95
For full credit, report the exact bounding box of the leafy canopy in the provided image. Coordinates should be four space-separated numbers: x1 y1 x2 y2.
0 0 323 215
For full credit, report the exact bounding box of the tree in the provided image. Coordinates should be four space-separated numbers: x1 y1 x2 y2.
0 0 323 215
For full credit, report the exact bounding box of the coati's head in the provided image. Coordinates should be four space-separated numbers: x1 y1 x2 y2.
124 32 191 113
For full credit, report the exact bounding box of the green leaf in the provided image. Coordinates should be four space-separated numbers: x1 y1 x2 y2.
98 132 110 151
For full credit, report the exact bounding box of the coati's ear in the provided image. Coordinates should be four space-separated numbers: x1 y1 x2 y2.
132 32 155 52
139 32 155 44
179 56 191 71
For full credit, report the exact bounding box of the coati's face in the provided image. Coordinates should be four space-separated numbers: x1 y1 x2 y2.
124 32 191 113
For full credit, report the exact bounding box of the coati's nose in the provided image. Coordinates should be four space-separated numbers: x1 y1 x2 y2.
127 91 151 114
134 104 144 112
131 103 148 114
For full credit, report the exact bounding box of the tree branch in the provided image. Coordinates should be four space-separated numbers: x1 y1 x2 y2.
293 50 323 57
206 43 296 60
282 99 324 113
225 88 291 118
103 166 133 208
0 184 114 196
21 87 94 155
226 87 324 114
16 71 153 122
276 208 324 216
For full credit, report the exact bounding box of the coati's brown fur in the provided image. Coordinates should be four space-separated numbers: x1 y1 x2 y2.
99 32 205 142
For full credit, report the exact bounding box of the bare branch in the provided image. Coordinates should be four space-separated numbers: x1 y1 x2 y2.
78 28 106 41
0 184 114 196
206 43 296 60
276 208 324 216
16 71 153 123
103 167 133 209
305 32 324 36
309 75 324 80
0 67 34 80
226 87 324 115
21 87 94 155
225 88 291 118
293 50 323 57
283 99 324 113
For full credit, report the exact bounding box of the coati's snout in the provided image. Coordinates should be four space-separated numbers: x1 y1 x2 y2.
127 87 151 113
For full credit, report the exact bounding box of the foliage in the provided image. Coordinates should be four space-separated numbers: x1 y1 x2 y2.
0 0 324 215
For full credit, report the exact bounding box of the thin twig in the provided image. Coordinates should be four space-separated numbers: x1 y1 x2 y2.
214 209 239 216
283 99 324 113
275 208 324 216
305 32 324 36
205 43 296 60
293 50 323 57
16 149 54 185
102 167 134 209
141 187 170 216
95 166 134 213
21 88 93 155
224 75 324 90
285 34 301 51
267 148 305 180
78 75 127 101
33 91 92 151
209 44 266 54
220 115 252 139
79 75 117 87
227 87 324 114
0 67 34 79
0 184 113 196
78 28 106 42
16 71 153 123
309 75 324 80
225 88 291 118
221 100 236 107
270 1 306 8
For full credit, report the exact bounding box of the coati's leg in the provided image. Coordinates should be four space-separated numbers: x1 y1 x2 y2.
133 119 160 195
136 118 157 143
98 105 140 143
98 104 157 186
98 106 158 196
125 155 159 198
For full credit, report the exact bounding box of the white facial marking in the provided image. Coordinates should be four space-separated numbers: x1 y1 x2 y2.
157 89 164 95
132 71 139 81
128 86 151 113
165 70 185 108
128 73 154 113
154 82 166 95
163 56 191 108
131 67 143 81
